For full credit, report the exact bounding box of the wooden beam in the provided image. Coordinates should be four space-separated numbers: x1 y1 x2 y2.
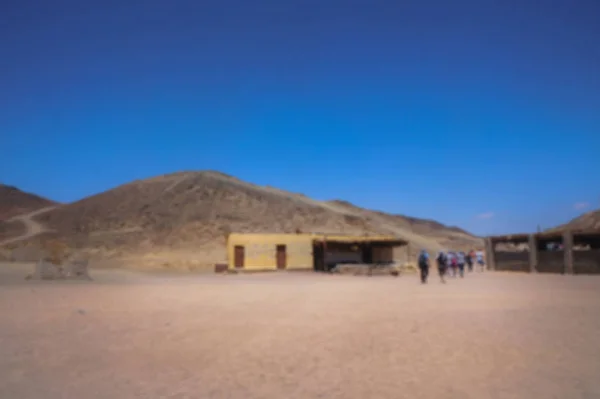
563 230 574 275
484 237 496 271
528 234 538 273
322 238 327 272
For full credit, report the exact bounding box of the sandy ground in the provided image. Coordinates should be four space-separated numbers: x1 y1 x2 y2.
1 264 600 399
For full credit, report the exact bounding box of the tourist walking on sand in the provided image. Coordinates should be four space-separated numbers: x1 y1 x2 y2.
457 251 466 278
476 250 485 271
466 249 475 272
418 249 430 284
436 251 447 283
448 251 458 277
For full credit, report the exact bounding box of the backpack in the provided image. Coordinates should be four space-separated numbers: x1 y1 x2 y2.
418 252 428 267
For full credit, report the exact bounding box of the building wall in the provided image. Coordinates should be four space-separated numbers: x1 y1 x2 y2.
492 247 600 274
227 233 313 270
373 246 394 263
325 249 362 265
324 245 394 265
490 232 600 275
227 233 405 271
573 250 600 274
537 251 565 274
494 251 530 272
392 246 409 264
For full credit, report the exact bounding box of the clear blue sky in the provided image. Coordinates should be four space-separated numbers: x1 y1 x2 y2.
1 0 599 236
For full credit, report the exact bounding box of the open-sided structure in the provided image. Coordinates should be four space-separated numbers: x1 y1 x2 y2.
485 230 600 274
226 233 408 271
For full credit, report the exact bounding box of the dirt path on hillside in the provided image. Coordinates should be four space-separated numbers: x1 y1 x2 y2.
0 206 57 246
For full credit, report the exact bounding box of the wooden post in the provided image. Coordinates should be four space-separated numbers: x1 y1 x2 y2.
563 230 574 275
528 234 538 273
322 238 327 272
484 238 496 271
367 244 373 277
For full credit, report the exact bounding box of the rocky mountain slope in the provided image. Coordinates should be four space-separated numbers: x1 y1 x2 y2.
0 184 56 221
3 171 483 267
549 209 600 232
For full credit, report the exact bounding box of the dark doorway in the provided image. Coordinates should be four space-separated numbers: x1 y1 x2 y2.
234 245 245 268
313 242 325 271
276 245 287 269
361 244 373 264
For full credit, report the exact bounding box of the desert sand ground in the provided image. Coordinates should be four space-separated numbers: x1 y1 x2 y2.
1 264 600 399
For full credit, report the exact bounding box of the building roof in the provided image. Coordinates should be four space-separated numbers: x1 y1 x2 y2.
489 232 564 243
488 229 600 243
315 234 408 246
488 233 530 243
569 229 600 237
228 232 407 246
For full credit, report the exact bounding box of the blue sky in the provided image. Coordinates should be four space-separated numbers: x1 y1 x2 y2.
1 0 599 236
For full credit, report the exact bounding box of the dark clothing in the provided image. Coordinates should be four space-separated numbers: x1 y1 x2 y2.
436 253 447 283
436 253 447 266
458 263 465 278
419 265 429 284
466 257 473 272
418 251 430 284
437 266 446 283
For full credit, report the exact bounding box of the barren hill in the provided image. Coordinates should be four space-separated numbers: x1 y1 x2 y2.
549 209 600 232
4 171 482 267
0 184 56 221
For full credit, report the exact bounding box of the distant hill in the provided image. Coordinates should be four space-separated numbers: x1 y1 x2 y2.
0 184 57 221
549 209 600 232
2 171 483 267
323 200 479 251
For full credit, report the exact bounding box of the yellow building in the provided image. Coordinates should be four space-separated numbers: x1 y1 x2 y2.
227 233 407 271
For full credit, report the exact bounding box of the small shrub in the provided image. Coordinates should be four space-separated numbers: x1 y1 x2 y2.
43 239 69 265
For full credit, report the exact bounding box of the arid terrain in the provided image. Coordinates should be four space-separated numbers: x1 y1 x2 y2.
550 208 600 232
0 184 57 221
1 171 483 268
1 265 599 399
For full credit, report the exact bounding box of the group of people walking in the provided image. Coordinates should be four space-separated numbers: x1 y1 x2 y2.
417 249 485 284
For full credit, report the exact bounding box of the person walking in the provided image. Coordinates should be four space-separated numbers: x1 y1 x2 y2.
457 251 466 278
436 251 447 283
476 250 485 271
418 249 430 284
466 249 475 272
448 251 457 277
